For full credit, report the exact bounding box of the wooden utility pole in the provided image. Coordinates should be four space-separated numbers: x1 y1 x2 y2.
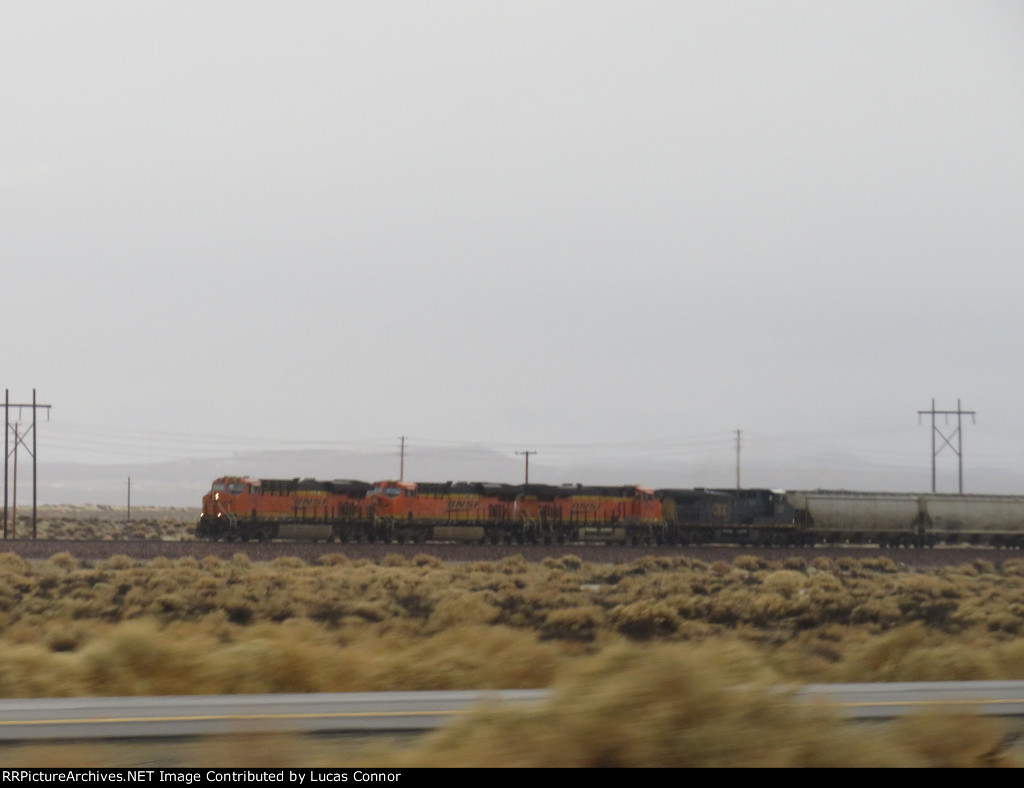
10 423 17 539
735 429 742 489
515 451 537 485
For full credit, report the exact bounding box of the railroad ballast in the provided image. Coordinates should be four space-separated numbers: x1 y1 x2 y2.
195 476 1024 547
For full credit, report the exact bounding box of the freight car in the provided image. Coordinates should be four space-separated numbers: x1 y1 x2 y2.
787 490 1024 548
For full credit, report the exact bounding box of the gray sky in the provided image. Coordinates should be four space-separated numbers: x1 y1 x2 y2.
4 2 1024 502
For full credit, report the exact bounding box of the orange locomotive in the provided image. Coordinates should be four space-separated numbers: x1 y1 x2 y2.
196 477 374 542
363 481 662 544
366 480 519 544
515 483 662 544
197 476 664 544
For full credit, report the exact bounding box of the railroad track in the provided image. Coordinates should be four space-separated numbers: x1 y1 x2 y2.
0 538 1018 568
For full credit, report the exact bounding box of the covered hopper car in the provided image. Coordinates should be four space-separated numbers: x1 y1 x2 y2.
788 490 1024 548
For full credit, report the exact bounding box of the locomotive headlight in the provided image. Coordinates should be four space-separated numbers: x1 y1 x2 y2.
215 493 220 500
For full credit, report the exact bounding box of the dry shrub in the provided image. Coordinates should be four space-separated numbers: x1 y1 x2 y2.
762 569 808 599
860 556 898 573
102 555 134 570
349 602 391 623
427 592 498 633
385 643 915 767
888 711 1018 767
1001 559 1024 576
77 620 202 695
896 642 999 682
810 556 834 572
43 621 89 653
733 555 767 572
625 556 661 575
850 596 905 628
220 591 256 626
836 622 993 682
338 625 562 691
497 555 529 574
0 553 28 572
609 600 680 640
193 632 330 694
541 606 605 642
773 626 856 675
555 555 584 571
747 592 802 627
48 553 79 571
986 638 1024 680
0 642 87 697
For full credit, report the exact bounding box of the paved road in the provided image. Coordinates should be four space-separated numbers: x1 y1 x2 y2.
2 682 1024 740
0 690 549 740
794 680 1024 719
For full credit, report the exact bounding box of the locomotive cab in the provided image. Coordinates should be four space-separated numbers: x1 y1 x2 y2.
635 486 660 520
197 476 261 539
367 480 417 519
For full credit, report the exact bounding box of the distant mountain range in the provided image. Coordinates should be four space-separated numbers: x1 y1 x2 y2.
19 448 1024 506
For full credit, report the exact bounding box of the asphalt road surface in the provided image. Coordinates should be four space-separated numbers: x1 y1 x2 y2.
2 683 1024 740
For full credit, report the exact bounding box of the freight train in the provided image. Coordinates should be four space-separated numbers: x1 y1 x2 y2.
194 476 1024 547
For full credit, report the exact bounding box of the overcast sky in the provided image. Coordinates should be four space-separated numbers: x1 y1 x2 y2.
4 2 1024 501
